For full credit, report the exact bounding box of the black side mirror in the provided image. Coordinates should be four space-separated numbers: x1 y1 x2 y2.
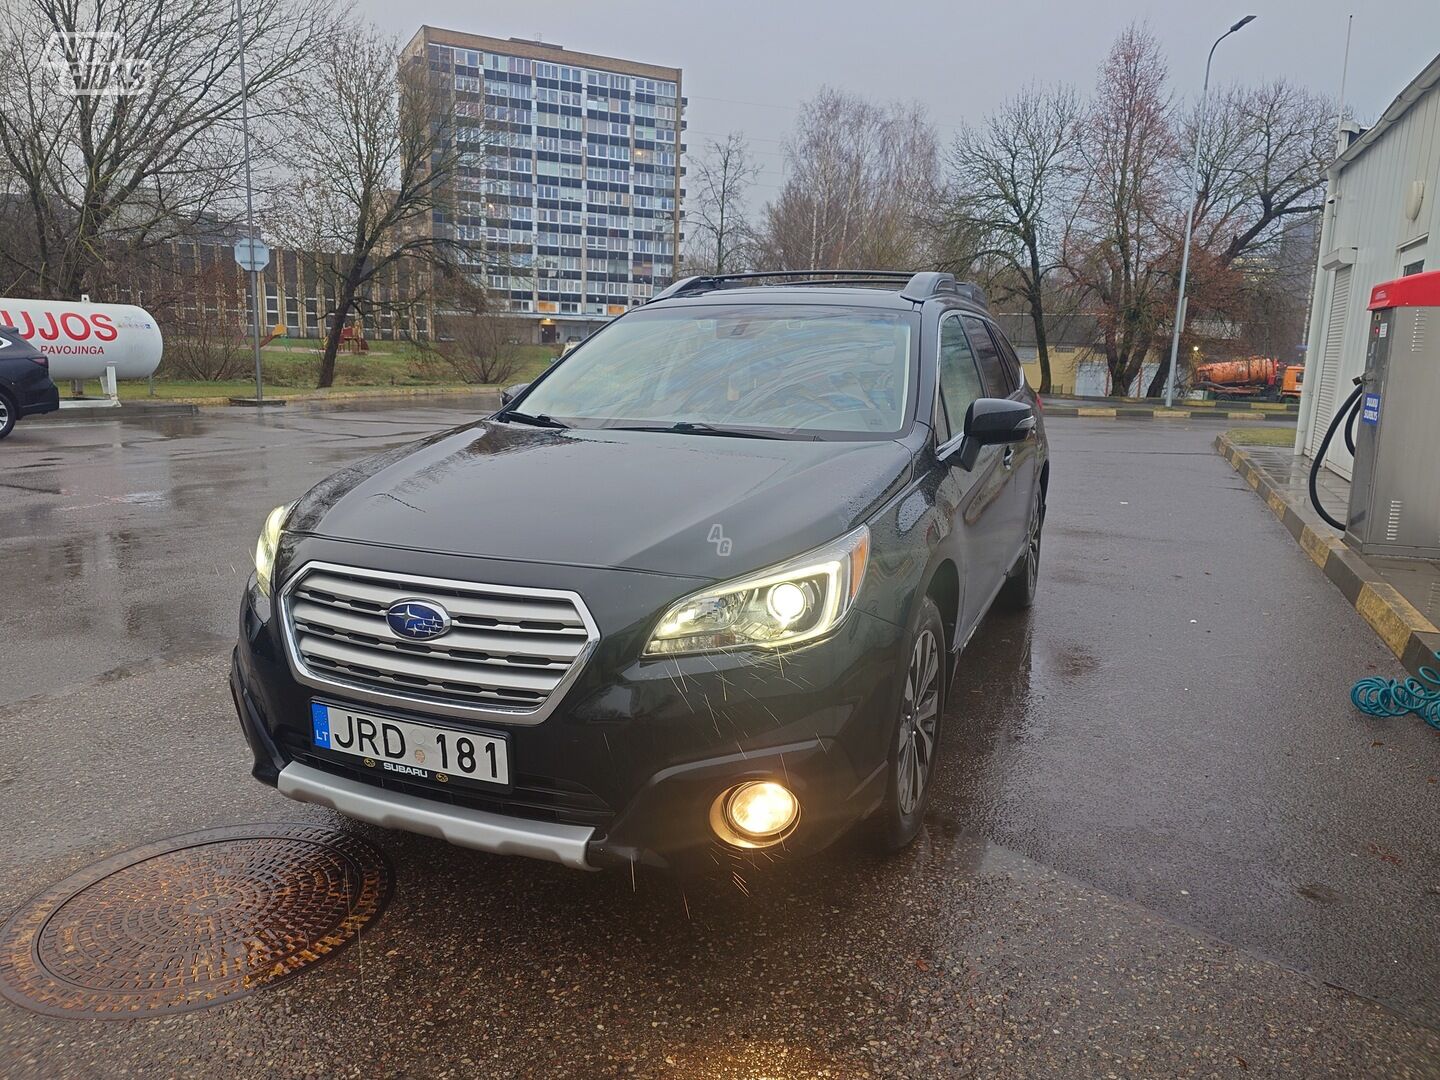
499 382 529 406
945 398 1035 470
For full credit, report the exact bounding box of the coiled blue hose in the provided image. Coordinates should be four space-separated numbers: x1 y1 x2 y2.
1352 652 1440 730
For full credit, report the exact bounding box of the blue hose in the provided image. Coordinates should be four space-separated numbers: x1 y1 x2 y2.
1352 652 1440 730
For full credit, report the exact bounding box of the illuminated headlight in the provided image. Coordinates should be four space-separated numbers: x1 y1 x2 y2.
645 525 870 656
710 781 800 848
253 503 293 597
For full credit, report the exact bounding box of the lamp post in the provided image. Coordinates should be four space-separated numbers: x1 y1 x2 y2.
235 0 264 403
1164 14 1256 408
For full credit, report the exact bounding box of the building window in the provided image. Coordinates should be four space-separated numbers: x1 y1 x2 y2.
1403 259 1425 276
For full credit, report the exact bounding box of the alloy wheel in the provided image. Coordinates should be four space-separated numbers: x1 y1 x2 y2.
897 627 941 816
1027 502 1042 591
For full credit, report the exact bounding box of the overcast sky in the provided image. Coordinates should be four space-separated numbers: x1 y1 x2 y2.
363 0 1440 210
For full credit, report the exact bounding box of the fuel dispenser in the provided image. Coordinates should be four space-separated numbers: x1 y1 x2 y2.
1342 270 1440 559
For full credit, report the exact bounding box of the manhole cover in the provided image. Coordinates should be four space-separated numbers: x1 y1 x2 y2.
0 823 391 1018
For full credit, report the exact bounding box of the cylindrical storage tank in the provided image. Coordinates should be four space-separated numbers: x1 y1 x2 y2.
0 299 162 379
1194 357 1277 387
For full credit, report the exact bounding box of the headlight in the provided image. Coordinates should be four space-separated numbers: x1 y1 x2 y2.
644 525 870 656
253 503 293 597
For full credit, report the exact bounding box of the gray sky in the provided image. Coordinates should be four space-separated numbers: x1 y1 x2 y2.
364 0 1440 211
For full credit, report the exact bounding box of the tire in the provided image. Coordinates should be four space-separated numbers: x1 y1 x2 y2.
874 595 947 853
0 392 16 441
998 488 1044 610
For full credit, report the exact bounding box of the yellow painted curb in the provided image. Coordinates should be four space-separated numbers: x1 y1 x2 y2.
1298 526 1343 568
1245 467 1261 489
1154 410 1191 419
1227 411 1261 419
1250 402 1294 412
1356 582 1440 659
1266 490 1287 518
1077 407 1118 417
1186 399 1218 408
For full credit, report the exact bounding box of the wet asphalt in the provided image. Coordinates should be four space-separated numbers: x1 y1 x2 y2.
1 405 1437 1078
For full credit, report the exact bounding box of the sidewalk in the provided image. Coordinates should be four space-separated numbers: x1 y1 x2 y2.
1215 434 1440 678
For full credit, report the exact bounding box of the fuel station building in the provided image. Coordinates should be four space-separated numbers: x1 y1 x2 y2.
1296 53 1440 478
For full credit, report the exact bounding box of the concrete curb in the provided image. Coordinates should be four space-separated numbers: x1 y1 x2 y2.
36 387 500 420
35 402 200 421
1214 433 1440 679
1043 394 1298 414
1046 404 1297 423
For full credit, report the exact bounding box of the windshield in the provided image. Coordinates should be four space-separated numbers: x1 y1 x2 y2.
515 304 916 438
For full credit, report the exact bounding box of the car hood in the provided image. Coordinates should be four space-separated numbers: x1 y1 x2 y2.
289 420 913 580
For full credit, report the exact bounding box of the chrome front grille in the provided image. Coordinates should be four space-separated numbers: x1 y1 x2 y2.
281 563 599 722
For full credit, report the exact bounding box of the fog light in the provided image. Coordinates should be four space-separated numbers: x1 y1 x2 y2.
710 781 800 849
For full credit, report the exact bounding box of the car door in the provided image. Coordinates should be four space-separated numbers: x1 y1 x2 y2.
934 312 1012 633
978 318 1040 558
960 315 1035 583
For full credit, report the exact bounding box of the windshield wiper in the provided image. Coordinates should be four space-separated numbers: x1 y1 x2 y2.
495 410 569 429
607 421 782 440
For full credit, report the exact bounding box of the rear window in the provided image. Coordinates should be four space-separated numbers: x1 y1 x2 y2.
960 315 1014 396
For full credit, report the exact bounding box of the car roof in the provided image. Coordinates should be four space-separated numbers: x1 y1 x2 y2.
642 271 990 317
648 286 924 313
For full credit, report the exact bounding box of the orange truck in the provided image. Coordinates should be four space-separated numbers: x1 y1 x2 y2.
1193 356 1303 401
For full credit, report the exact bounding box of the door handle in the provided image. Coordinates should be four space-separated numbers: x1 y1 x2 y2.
1002 446 1015 469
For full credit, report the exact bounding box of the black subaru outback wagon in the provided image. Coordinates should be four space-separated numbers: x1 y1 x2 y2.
232 271 1048 871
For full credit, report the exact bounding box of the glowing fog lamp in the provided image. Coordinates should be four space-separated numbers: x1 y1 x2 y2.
710 780 800 849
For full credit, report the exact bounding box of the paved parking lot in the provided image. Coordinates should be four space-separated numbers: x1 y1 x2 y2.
1 405 1437 1078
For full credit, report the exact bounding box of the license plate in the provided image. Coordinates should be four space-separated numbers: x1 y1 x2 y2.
310 702 510 788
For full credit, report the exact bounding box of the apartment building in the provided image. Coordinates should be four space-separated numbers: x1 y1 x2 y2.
406 27 685 343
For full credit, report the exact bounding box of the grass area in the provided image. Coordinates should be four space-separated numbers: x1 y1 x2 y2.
1225 426 1297 447
85 343 557 401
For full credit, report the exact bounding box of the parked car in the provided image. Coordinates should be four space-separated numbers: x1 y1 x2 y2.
232 271 1049 871
0 328 60 439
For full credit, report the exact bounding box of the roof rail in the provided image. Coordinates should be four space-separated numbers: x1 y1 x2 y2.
647 270 988 308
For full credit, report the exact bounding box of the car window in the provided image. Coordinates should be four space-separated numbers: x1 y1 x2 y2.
937 315 985 440
987 324 1025 392
519 304 917 439
960 315 1011 397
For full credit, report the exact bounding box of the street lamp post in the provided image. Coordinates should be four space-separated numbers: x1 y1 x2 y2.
235 0 264 403
1164 14 1256 408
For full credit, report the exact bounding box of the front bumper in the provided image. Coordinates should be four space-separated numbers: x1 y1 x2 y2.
232 546 907 871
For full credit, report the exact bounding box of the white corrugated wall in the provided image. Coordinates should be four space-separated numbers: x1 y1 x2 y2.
1297 65 1440 479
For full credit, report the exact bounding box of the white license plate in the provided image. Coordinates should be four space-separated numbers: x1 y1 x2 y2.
310 703 510 788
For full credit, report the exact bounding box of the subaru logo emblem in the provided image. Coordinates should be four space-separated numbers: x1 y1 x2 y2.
385 599 452 640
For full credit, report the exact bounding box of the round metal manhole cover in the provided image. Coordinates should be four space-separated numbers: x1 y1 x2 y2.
0 823 391 1018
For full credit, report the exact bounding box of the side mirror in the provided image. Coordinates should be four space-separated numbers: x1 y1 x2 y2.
499 382 529 406
944 398 1035 471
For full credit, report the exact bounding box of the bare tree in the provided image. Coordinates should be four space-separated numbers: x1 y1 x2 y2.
0 0 332 299
686 132 760 274
1063 24 1179 395
1142 79 1333 393
933 84 1079 393
152 260 250 380
273 22 460 388
427 276 526 386
759 88 938 270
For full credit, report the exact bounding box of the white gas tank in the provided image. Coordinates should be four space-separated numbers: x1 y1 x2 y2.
0 299 163 379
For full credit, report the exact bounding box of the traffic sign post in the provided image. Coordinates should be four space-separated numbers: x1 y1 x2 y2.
234 237 268 403
233 237 269 272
